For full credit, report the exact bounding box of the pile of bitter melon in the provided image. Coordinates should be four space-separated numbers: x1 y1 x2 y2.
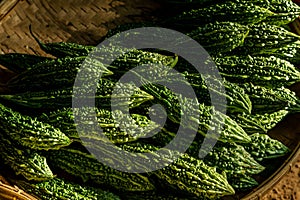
0 0 300 199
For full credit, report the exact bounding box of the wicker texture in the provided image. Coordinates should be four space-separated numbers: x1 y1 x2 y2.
0 0 160 55
0 175 37 200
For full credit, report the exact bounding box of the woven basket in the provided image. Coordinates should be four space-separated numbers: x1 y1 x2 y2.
0 175 37 200
0 0 300 199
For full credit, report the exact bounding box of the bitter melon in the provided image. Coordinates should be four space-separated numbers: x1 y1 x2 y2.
15 178 120 200
168 68 252 114
119 142 235 198
39 107 160 144
230 110 289 134
0 79 153 110
186 22 249 55
261 0 300 25
253 42 300 65
141 83 251 143
30 29 178 69
244 133 290 161
212 55 300 88
167 1 273 31
0 102 71 150
201 142 265 176
238 23 300 54
239 83 300 114
228 174 259 190
46 148 155 192
0 131 54 181
6 56 113 92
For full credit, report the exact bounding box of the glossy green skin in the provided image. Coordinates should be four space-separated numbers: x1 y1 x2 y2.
237 23 300 54
0 132 53 181
0 53 52 73
15 178 120 200
6 56 113 92
239 83 300 114
141 83 251 144
31 32 179 71
0 79 153 110
161 0 270 8
253 42 300 65
231 110 289 134
187 22 249 55
0 103 71 150
201 142 265 176
261 0 300 25
39 107 160 144
228 174 259 190
244 133 290 161
151 130 261 190
120 142 235 199
172 69 252 114
46 148 155 192
213 56 300 88
168 1 273 31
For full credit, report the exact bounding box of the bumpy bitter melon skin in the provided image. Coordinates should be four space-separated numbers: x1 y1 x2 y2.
201 142 265 176
239 83 300 114
141 83 251 144
167 1 273 31
0 131 54 181
0 79 153 110
46 148 155 192
253 42 300 65
169 68 252 114
30 31 179 71
187 22 249 55
6 56 113 92
119 142 235 199
236 23 300 54
244 133 290 161
230 110 289 134
261 0 300 25
161 0 271 10
39 107 160 144
228 174 259 190
15 178 121 200
0 103 71 150
212 55 300 88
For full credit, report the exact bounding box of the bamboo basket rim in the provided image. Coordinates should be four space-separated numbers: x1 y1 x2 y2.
0 176 38 200
0 0 300 199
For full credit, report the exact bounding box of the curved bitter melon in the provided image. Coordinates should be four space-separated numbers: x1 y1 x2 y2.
0 131 54 181
15 178 121 200
119 142 235 199
167 1 273 31
6 56 113 92
244 133 290 161
239 23 300 54
239 83 300 114
46 148 155 192
0 78 154 110
39 107 160 144
230 110 289 134
186 22 249 55
0 103 71 150
212 55 300 88
141 83 251 144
